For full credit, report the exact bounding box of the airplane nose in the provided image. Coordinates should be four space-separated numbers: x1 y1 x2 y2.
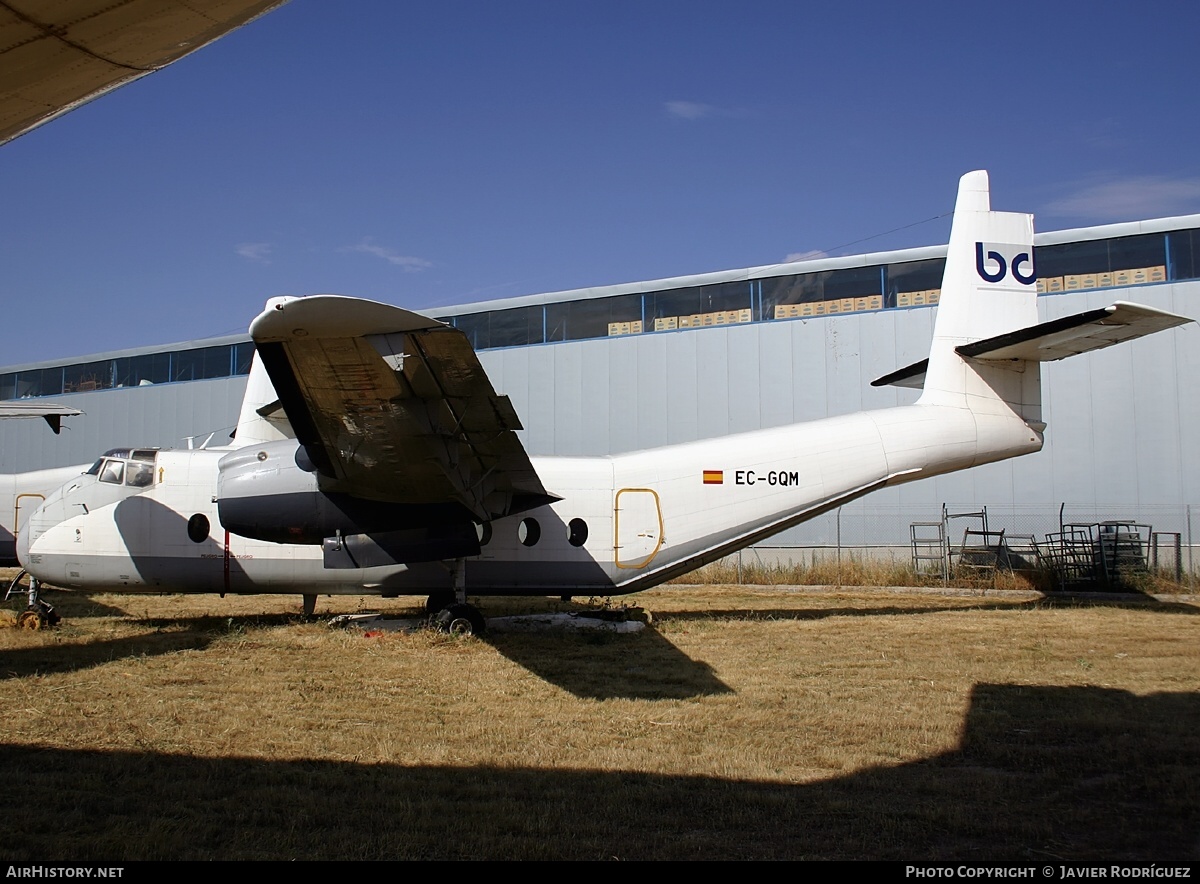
15 516 32 564
15 496 49 567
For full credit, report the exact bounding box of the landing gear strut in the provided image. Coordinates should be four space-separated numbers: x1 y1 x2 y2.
5 570 59 630
426 558 486 636
425 589 456 616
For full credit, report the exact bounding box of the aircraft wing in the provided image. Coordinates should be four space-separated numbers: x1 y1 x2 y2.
250 295 557 523
0 401 81 433
0 0 290 146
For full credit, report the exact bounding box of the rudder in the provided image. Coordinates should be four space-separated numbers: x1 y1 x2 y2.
918 170 1042 424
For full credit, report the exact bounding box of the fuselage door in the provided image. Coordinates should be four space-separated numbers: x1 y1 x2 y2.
614 488 663 569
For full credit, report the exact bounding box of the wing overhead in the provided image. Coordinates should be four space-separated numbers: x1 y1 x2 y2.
0 0 290 146
0 401 82 433
250 295 557 523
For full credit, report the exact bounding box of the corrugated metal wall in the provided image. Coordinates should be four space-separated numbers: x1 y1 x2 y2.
0 376 248 473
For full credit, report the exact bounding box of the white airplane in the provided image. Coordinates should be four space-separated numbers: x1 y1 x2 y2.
12 170 1193 632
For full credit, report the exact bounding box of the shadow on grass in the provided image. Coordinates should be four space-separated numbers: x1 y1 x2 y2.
0 630 218 680
656 601 1037 624
656 594 1200 625
0 614 300 681
0 603 305 682
0 683 1195 861
4 586 132 620
486 627 732 700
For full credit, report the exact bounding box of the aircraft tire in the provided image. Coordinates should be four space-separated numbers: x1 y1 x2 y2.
17 610 44 630
435 603 486 637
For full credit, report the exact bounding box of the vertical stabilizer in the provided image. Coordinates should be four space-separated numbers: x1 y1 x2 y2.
232 297 296 446
919 170 1042 424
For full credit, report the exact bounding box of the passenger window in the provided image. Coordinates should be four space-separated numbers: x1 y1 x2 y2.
518 517 541 547
187 514 210 543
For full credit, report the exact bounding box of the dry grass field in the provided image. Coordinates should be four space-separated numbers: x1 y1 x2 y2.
0 576 1197 860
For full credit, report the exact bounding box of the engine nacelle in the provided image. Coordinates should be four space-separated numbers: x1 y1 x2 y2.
216 440 479 563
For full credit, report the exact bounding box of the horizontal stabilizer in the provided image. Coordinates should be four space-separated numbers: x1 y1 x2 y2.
957 301 1193 362
870 359 928 390
874 302 1193 389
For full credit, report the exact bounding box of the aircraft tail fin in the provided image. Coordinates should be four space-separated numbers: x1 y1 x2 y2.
232 297 296 446
917 170 1042 420
875 171 1192 422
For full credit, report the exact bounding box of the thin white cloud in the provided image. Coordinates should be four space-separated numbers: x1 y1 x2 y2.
236 242 272 263
1044 175 1200 221
344 240 432 272
665 100 718 120
784 249 829 263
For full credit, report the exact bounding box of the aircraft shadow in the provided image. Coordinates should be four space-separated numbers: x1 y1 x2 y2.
1036 593 1200 615
0 683 1194 860
0 612 303 680
0 623 223 681
658 600 1040 624
659 595 1200 624
485 627 732 700
17 586 135 620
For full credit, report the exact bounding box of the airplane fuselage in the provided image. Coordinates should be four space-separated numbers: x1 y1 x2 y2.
17 401 1041 597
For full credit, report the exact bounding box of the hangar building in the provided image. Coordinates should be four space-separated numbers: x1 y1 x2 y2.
3 213 1198 570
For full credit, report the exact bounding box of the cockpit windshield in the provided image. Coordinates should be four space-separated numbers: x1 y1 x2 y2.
85 448 159 487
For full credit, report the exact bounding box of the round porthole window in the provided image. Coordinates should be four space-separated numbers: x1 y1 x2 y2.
187 513 210 543
476 522 493 546
567 518 588 547
518 517 541 547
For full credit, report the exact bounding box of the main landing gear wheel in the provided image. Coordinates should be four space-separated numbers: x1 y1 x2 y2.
433 603 486 637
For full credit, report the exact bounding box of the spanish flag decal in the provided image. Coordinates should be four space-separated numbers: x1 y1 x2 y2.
703 470 724 485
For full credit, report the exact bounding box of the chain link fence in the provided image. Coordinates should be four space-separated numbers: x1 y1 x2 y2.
737 502 1198 589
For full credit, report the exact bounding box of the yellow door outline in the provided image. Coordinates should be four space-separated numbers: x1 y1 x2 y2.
13 493 45 543
613 487 664 569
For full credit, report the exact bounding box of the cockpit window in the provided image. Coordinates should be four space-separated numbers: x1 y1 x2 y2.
98 460 125 485
87 448 158 485
126 462 154 487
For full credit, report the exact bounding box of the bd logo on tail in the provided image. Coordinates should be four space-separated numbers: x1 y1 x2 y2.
976 242 1036 285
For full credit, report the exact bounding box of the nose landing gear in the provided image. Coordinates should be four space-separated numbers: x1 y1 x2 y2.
5 570 60 630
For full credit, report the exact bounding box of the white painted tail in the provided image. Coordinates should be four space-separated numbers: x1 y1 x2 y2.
918 170 1043 424
232 297 295 446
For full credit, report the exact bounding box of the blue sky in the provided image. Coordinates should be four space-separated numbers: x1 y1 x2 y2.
2 0 1199 365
